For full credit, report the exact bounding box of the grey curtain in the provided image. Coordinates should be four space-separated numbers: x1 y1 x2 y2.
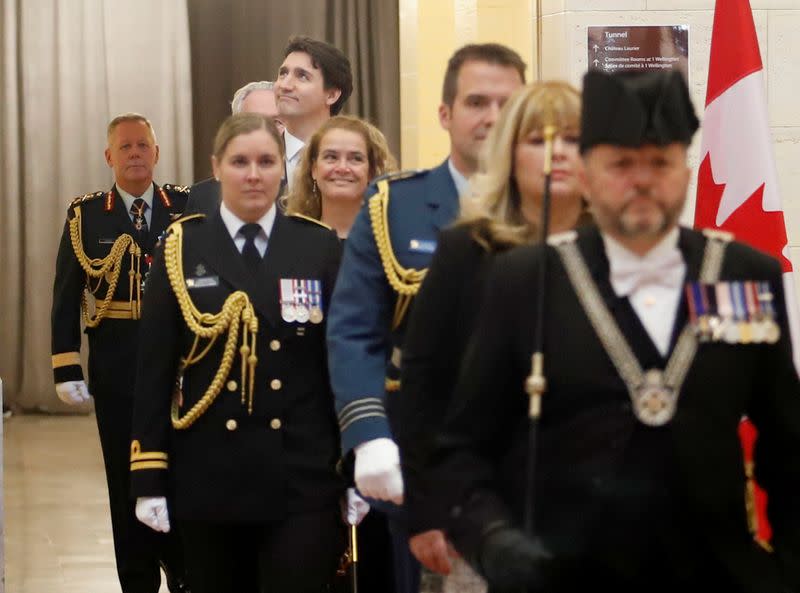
188 0 400 179
0 0 194 411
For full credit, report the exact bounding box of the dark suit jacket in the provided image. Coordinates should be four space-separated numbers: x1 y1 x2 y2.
51 182 187 392
183 177 220 216
398 224 495 534
435 226 800 593
130 209 344 523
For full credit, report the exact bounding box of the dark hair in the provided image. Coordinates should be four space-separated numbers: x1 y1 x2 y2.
212 113 284 161
283 36 353 115
441 43 527 106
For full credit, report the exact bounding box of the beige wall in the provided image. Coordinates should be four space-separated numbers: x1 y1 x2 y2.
399 0 537 169
400 0 800 292
539 0 800 298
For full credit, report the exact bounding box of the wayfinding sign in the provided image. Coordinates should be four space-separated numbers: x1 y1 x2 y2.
588 25 689 79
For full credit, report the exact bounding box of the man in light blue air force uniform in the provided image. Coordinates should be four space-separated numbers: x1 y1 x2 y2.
327 43 525 593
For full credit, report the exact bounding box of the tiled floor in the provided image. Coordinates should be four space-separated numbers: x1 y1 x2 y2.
4 414 169 593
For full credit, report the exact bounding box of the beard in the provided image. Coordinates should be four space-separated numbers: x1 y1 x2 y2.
605 189 684 240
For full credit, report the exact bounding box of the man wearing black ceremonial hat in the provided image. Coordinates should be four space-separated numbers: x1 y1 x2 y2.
430 69 800 593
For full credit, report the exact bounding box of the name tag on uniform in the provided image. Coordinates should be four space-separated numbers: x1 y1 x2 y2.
186 276 219 289
98 237 116 245
409 239 436 253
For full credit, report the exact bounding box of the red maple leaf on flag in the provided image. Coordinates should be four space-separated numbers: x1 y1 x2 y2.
694 154 793 273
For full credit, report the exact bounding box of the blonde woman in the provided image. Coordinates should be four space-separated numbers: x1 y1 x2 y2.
396 81 590 588
284 115 397 239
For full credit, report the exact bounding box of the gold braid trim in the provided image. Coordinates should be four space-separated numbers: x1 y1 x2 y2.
744 460 774 552
68 205 141 327
368 179 427 329
163 221 258 430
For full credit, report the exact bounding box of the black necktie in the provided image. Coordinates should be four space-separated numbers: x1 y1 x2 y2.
130 198 149 237
240 223 263 273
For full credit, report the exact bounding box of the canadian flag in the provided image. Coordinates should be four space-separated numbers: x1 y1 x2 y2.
693 0 800 545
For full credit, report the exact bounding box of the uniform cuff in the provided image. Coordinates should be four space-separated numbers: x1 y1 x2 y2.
53 364 84 383
129 440 169 498
338 398 393 455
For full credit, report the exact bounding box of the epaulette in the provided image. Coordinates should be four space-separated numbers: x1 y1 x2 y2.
372 168 427 185
702 228 734 242
288 213 333 230
162 183 190 194
69 190 104 208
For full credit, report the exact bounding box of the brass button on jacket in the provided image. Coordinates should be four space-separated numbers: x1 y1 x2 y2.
225 419 238 431
270 379 282 391
270 418 282 430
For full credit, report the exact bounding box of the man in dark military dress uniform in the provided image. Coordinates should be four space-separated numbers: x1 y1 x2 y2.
326 44 525 593
51 113 189 593
433 70 800 593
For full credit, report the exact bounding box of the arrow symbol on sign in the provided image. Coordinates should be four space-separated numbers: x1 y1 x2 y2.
593 44 599 52
593 59 599 67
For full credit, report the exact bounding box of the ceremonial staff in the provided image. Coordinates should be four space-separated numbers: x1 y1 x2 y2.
523 122 557 535
336 523 359 592
349 524 358 593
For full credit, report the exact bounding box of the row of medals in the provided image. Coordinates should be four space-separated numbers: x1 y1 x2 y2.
634 282 782 427
688 281 780 345
281 302 323 324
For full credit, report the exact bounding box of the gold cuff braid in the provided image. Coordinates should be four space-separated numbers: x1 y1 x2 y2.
52 352 81 369
68 205 142 327
368 180 427 329
163 220 259 429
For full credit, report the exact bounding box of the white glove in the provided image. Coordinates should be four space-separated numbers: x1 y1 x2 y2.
354 437 404 504
135 496 171 533
55 380 91 405
343 487 371 526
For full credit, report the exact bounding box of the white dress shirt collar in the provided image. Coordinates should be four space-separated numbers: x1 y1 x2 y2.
117 183 154 210
219 201 276 256
447 158 471 199
284 130 305 162
602 227 684 356
602 227 682 288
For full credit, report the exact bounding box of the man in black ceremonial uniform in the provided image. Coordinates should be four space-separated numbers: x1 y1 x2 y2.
51 113 189 593
433 70 800 593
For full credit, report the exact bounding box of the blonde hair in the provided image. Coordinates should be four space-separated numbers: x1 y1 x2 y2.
459 80 581 250
284 116 397 219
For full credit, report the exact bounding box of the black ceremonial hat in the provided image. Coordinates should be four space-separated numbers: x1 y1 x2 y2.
579 69 699 152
